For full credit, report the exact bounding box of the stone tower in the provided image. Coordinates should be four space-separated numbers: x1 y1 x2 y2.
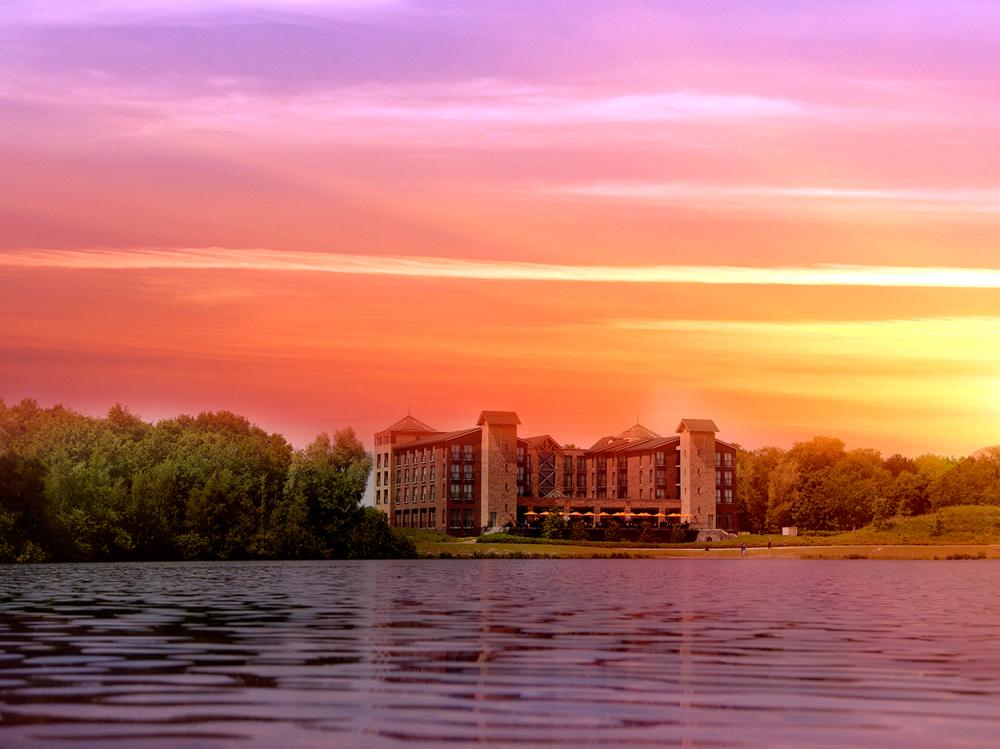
476 411 520 531
676 418 719 529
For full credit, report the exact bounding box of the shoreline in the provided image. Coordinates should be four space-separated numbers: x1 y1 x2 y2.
419 540 1000 560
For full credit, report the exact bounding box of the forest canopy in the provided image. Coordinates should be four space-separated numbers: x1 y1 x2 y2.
736 436 1000 533
0 398 415 563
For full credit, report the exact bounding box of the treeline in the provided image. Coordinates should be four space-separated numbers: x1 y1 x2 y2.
0 398 415 563
737 436 1000 533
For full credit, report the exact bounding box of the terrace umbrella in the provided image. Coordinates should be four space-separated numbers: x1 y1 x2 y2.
567 511 584 517
582 512 595 517
612 512 631 517
524 511 539 516
633 512 652 518
539 511 552 516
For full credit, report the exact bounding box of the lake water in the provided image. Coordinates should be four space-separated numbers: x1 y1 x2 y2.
1 560 999 748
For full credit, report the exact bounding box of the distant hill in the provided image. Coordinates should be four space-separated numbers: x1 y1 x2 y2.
972 446 1000 460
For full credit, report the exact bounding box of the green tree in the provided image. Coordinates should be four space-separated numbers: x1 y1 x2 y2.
736 446 783 533
270 429 375 557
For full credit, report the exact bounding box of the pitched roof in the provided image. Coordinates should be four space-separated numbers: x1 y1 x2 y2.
590 435 678 454
589 435 624 451
522 434 561 449
616 422 661 442
675 418 719 434
477 410 521 426
396 427 480 450
381 414 437 433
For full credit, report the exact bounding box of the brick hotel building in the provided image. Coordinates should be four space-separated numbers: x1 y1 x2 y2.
372 411 741 535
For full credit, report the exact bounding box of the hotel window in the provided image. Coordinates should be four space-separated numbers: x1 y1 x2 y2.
395 488 401 502
716 469 722 484
403 487 409 502
463 466 474 481
420 486 426 502
395 469 401 484
655 451 665 466
450 483 461 499
404 468 410 483
715 452 722 467
430 465 436 482
716 489 722 502
464 445 474 461
375 473 381 487
725 471 733 486
450 509 460 528
463 484 474 500
724 489 733 503
655 488 665 500
421 466 427 482
576 456 586 470
429 508 436 527
430 484 436 501
563 455 574 472
724 453 733 466
451 464 460 480
463 510 474 529
376 454 381 469
451 444 460 461
422 449 427 463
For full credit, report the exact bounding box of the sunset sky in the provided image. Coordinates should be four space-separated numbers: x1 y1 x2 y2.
2 0 999 457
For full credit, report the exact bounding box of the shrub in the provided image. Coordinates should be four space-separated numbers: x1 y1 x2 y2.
541 511 567 539
604 520 622 542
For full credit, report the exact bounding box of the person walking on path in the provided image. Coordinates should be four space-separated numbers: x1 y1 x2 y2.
740 543 746 557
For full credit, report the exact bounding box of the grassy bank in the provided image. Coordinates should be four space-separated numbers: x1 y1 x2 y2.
402 506 1000 559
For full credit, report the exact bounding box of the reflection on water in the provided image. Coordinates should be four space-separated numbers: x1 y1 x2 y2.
1 560 1000 748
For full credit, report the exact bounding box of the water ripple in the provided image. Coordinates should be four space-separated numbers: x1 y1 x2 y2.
1 559 999 748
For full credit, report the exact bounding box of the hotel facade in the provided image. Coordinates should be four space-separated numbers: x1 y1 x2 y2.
372 411 741 535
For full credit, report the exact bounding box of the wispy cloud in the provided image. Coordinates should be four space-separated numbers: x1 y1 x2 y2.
5 247 1000 288
0 76 806 141
0 0 399 26
557 182 1000 214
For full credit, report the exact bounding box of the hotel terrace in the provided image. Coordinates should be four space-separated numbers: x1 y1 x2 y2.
373 411 741 536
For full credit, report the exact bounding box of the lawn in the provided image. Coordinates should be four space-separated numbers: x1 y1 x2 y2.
401 506 1000 559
